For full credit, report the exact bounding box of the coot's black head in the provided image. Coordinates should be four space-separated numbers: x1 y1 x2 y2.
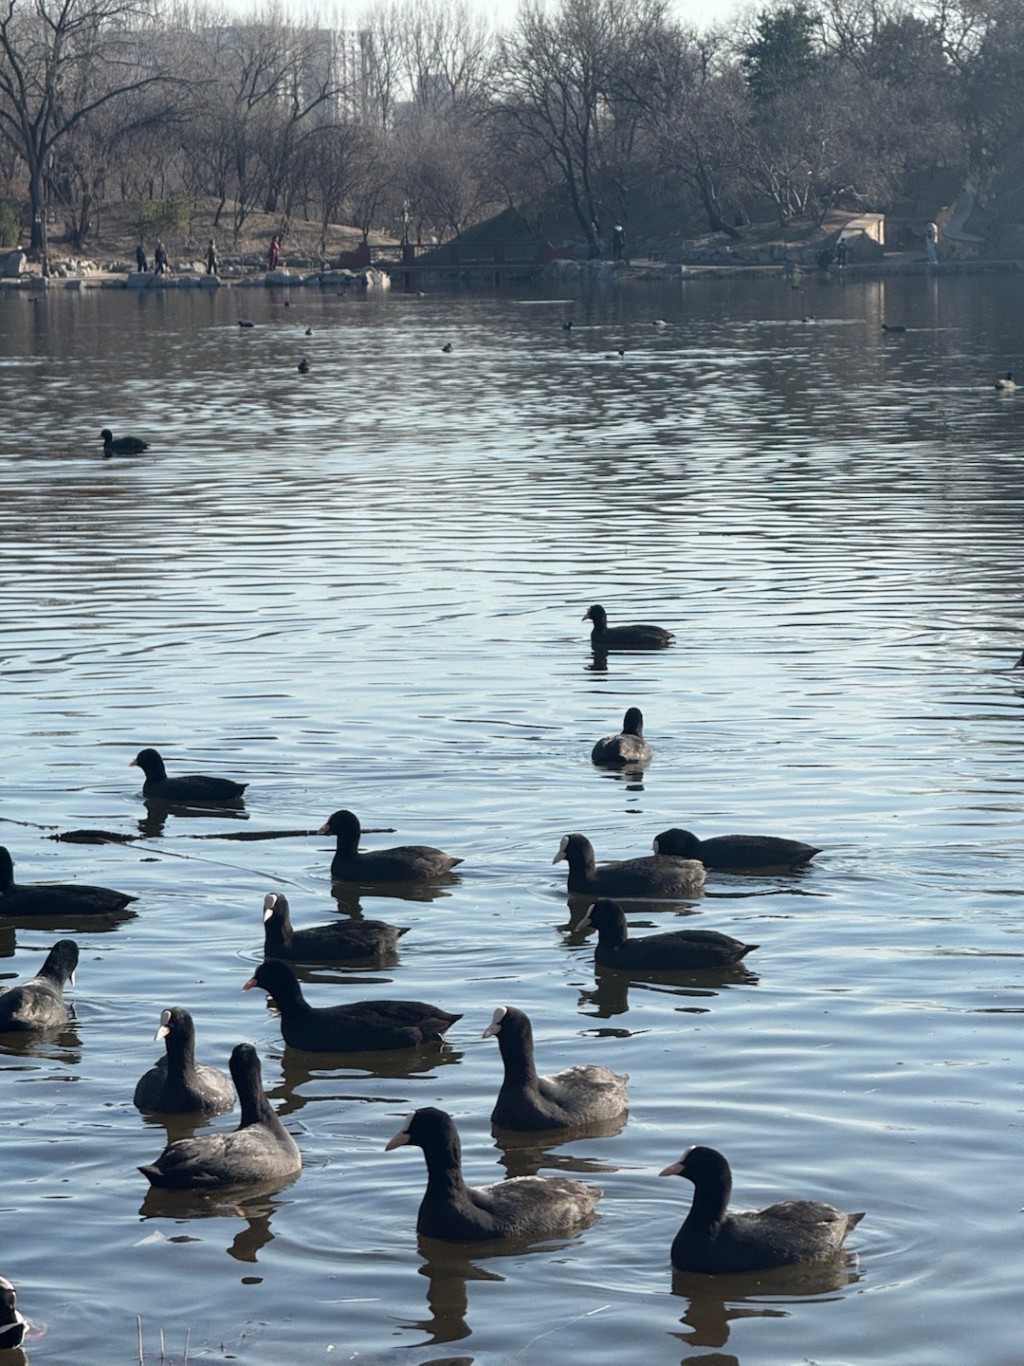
622 707 644 735
385 1106 459 1156
653 828 700 858
154 1005 194 1044
0 846 13 889
130 747 166 779
228 1041 262 1091
42 938 80 986
0 1276 27 1349
576 898 626 934
552 832 595 866
583 604 608 629
262 891 291 924
318 809 361 839
659 1144 730 1186
243 957 303 1006
482 1003 531 1043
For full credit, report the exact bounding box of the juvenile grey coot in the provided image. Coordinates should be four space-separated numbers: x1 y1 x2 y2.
133 1007 235 1115
100 428 149 455
578 899 757 971
591 706 653 767
385 1107 602 1241
659 1145 864 1273
652 828 820 873
261 892 408 963
243 959 461 1051
318 809 463 883
583 604 674 650
138 1043 301 1190
0 939 79 1032
0 1277 27 1350
0 846 136 916
129 747 248 803
553 833 705 899
482 1005 628 1131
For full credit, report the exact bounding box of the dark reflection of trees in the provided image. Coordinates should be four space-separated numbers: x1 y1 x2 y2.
0 1025 82 1063
137 798 248 837
669 1256 862 1358
564 894 704 928
492 1117 628 1179
403 1229 596 1350
329 878 459 909
137 1182 297 1266
267 1041 464 1119
0 908 136 934
577 966 756 1020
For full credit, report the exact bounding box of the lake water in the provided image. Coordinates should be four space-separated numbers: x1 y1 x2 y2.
1 268 1023 1366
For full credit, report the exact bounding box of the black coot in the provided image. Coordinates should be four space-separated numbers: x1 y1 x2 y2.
0 1277 27 1350
483 1004 628 1130
101 428 149 455
385 1106 601 1241
138 1043 301 1189
578 899 757 970
583 604 673 650
0 846 135 917
591 707 653 767
261 892 408 963
243 959 460 1051
653 828 820 873
553 833 705 899
129 747 247 803
133 1006 235 1114
318 809 462 883
0 939 79 1031
659 1144 864 1273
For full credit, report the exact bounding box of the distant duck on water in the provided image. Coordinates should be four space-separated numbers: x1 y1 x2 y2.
101 428 149 456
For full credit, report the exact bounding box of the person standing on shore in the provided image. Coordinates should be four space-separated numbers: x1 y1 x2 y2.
206 238 219 275
268 235 280 271
925 221 939 265
154 240 168 275
135 243 148 273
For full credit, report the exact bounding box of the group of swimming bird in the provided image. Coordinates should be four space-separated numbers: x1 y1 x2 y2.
0 606 864 1351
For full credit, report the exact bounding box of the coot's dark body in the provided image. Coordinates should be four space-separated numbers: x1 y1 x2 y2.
261 891 408 963
0 846 135 917
653 828 820 873
591 707 653 767
0 939 79 1032
584 604 673 650
483 1005 628 1131
660 1145 864 1273
578 899 757 971
0 1277 27 1350
133 1007 235 1114
553 833 705 899
138 1043 301 1190
386 1107 601 1241
130 747 247 804
244 959 460 1051
101 428 149 455
318 809 462 883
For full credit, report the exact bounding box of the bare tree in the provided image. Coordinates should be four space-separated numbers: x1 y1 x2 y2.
0 0 170 251
492 0 671 255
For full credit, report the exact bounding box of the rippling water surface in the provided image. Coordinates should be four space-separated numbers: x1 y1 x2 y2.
2 271 1023 1365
